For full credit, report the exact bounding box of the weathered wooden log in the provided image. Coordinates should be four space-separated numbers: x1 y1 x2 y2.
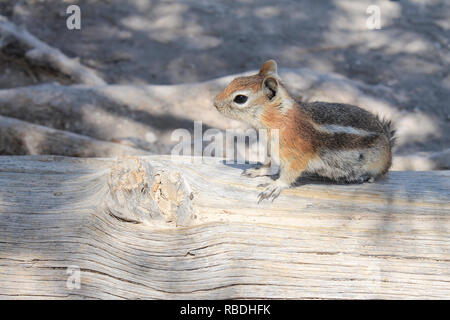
0 115 152 157
0 155 448 299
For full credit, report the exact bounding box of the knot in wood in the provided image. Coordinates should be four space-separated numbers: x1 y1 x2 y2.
105 156 193 227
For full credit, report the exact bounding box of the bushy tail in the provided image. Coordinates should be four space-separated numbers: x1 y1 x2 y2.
379 117 396 149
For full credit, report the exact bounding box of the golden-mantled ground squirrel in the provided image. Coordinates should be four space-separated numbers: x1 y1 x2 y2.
214 60 395 202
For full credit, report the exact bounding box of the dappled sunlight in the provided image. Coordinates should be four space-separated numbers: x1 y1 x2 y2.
0 0 449 300
254 6 281 19
121 3 222 49
0 0 448 163
332 0 401 30
395 112 441 145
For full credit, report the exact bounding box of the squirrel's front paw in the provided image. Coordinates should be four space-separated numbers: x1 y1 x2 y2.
242 166 274 178
257 180 288 203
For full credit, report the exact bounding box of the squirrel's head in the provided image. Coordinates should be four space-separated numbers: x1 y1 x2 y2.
214 60 294 128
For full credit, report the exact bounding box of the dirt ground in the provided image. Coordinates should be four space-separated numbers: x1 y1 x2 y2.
0 0 449 156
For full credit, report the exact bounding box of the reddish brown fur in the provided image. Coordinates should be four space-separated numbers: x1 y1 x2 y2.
215 75 263 101
260 100 385 174
214 59 394 188
259 60 277 76
262 103 318 172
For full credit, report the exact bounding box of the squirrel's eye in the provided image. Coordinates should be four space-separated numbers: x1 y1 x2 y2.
233 95 248 104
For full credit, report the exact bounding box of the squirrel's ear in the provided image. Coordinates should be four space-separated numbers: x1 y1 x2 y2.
259 60 278 76
263 76 278 100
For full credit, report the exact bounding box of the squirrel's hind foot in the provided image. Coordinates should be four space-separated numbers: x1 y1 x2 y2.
257 180 288 203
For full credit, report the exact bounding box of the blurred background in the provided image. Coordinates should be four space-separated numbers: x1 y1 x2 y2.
0 0 448 169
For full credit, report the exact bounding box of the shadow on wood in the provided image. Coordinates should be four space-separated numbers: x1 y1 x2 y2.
0 155 449 299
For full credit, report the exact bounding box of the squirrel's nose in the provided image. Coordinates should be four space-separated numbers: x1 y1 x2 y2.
213 97 221 109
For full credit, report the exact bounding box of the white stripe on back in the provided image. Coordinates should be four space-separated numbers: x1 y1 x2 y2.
313 124 375 136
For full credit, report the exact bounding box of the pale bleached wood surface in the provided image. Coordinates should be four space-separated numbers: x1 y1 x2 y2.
0 155 449 299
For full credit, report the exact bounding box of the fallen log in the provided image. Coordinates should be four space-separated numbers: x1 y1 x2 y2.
0 115 152 157
0 155 448 299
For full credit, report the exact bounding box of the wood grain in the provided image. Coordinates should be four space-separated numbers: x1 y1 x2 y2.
0 155 449 299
